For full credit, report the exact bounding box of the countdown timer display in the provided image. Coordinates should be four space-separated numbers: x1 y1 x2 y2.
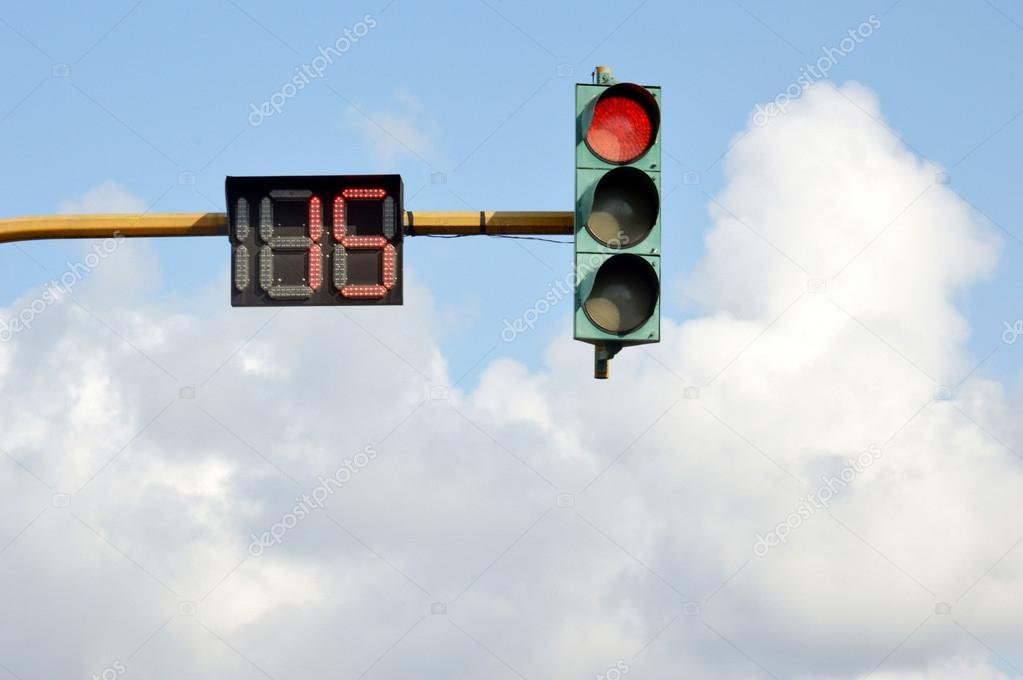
226 175 403 307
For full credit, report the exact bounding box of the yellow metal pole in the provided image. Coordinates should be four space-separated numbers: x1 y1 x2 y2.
0 213 228 243
0 211 574 244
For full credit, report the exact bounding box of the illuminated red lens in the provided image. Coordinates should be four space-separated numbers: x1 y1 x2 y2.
586 94 654 164
308 244 323 290
308 196 322 243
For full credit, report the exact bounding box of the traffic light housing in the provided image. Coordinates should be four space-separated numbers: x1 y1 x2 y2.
575 72 662 377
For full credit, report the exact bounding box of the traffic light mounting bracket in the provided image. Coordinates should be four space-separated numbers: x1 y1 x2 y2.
594 342 623 380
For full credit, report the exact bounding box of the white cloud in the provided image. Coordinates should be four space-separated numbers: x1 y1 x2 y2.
871 656 1014 680
344 89 437 165
57 180 149 214
0 82 1020 679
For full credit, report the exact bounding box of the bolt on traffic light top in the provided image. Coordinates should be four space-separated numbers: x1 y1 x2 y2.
575 69 663 378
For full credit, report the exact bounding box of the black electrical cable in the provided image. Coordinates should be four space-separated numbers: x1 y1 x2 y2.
487 235 572 245
416 234 571 244
407 211 571 244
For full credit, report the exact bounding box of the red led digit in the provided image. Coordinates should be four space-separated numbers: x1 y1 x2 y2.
332 188 397 300
342 188 386 200
333 195 346 242
341 235 386 248
307 196 323 290
341 284 388 298
309 196 323 243
309 244 323 290
382 243 397 290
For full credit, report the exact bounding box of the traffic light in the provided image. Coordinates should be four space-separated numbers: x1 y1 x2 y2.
574 68 661 378
226 175 403 307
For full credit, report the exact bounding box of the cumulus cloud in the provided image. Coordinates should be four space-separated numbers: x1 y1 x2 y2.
57 180 150 214
344 89 438 166
0 82 1019 680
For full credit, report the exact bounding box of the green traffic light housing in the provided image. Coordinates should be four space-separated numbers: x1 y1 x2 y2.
574 70 662 378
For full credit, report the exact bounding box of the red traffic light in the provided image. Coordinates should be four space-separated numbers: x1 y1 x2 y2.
585 84 660 164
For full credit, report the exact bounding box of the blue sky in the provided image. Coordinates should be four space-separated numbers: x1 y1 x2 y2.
1 0 1022 384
